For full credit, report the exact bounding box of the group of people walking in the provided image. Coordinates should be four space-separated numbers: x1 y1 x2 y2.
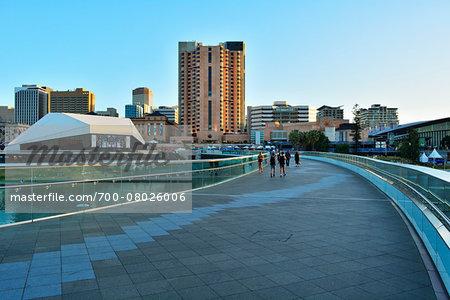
257 149 301 177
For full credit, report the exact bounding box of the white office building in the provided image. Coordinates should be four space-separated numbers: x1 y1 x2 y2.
15 85 52 125
247 101 316 131
153 106 178 123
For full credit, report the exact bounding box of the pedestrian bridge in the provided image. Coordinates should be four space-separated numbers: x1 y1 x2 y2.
0 153 448 299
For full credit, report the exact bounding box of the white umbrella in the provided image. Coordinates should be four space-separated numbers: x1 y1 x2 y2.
428 149 443 159
419 152 428 163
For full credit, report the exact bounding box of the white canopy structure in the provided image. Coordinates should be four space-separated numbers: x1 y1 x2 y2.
419 152 429 163
6 113 145 151
428 149 443 159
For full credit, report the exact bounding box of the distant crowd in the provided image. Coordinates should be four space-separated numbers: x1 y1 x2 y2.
257 150 301 178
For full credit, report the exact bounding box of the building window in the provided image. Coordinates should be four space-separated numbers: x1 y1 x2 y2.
208 100 212 130
208 52 212 63
208 66 212 97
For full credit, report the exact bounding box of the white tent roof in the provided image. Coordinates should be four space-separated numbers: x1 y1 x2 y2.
7 113 145 150
419 152 428 163
428 149 443 159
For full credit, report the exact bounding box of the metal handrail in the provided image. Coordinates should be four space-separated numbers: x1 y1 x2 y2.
302 151 449 228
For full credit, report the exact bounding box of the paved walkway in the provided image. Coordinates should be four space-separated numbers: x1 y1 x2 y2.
0 160 438 299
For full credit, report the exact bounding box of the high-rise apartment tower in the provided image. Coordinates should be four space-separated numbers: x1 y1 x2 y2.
178 41 245 141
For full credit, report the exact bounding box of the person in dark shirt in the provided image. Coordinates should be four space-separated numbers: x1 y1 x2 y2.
294 152 300 167
279 152 286 177
285 150 291 167
270 152 276 178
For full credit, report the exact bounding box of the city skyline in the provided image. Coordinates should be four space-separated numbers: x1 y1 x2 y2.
1 0 450 123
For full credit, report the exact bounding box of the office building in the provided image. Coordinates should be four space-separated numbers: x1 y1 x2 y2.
15 85 52 125
297 105 317 123
317 105 344 120
0 106 14 123
96 107 119 117
247 101 316 131
133 87 153 114
50 88 95 114
125 104 144 118
360 104 398 133
153 106 178 123
178 40 245 141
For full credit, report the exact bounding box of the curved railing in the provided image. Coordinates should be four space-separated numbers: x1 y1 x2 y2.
301 151 450 293
0 152 269 226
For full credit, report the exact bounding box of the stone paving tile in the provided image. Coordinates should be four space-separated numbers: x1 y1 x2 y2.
208 280 250 297
134 279 173 296
129 270 165 284
100 284 140 300
176 285 219 300
255 286 299 299
61 279 98 295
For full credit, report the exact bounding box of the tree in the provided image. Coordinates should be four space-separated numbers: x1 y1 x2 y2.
288 130 300 150
299 132 308 150
352 104 362 154
399 128 420 161
306 130 322 150
315 133 330 152
335 143 351 153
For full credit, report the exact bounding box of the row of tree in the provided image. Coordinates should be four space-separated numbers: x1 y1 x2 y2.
288 130 330 151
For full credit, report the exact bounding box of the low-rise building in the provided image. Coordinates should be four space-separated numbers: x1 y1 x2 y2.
250 129 264 145
96 108 119 117
0 122 30 145
6 113 144 152
130 112 177 143
125 104 144 118
335 123 369 142
263 117 350 143
370 117 450 149
0 106 15 123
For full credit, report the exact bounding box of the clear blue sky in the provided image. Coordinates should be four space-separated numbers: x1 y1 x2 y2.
1 0 449 123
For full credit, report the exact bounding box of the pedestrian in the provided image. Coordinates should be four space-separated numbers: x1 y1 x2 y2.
279 152 286 177
270 152 276 178
285 150 291 167
258 152 263 173
295 152 300 167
